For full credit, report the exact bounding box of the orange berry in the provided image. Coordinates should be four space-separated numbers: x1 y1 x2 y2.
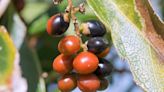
53 54 73 74
73 51 99 74
58 74 77 92
58 35 81 55
77 74 100 92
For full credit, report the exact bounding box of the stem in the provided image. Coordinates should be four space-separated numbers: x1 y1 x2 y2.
66 0 87 51
66 0 72 12
71 7 81 37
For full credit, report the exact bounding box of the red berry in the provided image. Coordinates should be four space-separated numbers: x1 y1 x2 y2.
58 74 77 92
77 74 100 92
58 35 81 55
73 51 99 74
53 54 73 74
47 13 69 36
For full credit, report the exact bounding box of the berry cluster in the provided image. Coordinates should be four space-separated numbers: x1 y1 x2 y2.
46 0 113 92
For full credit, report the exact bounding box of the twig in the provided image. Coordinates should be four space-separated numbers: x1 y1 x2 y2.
66 0 87 51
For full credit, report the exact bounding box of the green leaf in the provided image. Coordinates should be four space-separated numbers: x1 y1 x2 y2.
0 26 16 84
21 2 49 23
87 0 164 91
36 78 46 92
28 14 49 35
20 41 45 92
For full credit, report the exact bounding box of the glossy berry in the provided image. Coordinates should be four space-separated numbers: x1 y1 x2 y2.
47 13 69 36
94 58 113 77
77 74 100 92
98 78 109 90
58 74 77 92
58 35 81 55
53 54 73 74
81 20 106 37
73 51 99 74
87 37 109 57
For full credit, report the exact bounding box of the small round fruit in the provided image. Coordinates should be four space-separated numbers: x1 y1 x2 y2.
47 13 69 36
77 74 100 92
81 20 106 37
53 54 73 74
58 74 77 92
73 51 99 74
98 78 109 91
94 58 113 77
87 37 109 57
58 35 81 55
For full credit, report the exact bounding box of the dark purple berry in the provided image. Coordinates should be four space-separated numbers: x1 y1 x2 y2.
87 37 110 57
47 13 69 36
94 58 113 77
98 78 109 90
81 20 106 37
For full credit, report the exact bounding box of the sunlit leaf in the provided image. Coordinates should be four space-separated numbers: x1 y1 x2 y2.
0 26 16 84
87 0 164 91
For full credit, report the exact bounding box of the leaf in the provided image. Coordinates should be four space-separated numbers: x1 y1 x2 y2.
10 14 27 49
21 2 49 23
36 78 46 92
28 14 48 35
0 26 16 84
0 0 10 18
135 0 164 60
145 0 164 37
12 52 27 92
20 41 45 92
87 0 164 91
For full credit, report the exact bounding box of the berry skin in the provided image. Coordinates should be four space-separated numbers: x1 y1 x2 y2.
81 20 106 37
47 13 69 36
87 37 109 57
73 51 99 74
77 74 100 92
94 58 113 77
53 54 73 74
58 74 77 92
58 35 81 55
98 78 109 91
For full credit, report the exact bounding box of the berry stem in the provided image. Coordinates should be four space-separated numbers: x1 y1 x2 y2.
66 0 72 12
66 0 87 51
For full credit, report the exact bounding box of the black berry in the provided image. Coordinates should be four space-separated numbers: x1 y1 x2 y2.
81 20 106 37
47 13 69 36
87 37 110 57
94 58 113 77
98 78 109 90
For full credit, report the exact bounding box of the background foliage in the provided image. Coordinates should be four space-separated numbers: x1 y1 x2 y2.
0 0 163 92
